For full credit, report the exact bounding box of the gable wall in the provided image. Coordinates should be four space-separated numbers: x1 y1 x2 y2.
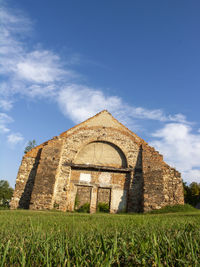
10 111 184 212
53 126 147 212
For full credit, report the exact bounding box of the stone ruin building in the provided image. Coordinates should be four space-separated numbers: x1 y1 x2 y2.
10 110 184 213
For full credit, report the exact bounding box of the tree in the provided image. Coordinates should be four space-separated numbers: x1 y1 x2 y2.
183 181 200 207
24 140 37 154
0 180 13 207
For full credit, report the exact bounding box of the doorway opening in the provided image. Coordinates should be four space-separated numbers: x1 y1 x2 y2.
97 187 111 213
75 185 92 213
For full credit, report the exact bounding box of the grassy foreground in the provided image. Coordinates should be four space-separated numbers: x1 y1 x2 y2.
0 209 200 266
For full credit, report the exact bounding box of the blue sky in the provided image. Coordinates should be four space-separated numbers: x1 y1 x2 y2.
1 0 200 187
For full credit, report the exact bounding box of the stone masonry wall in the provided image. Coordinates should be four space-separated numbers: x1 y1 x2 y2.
10 147 42 209
142 144 184 211
127 146 143 212
142 144 165 211
69 169 129 213
11 111 184 212
52 126 142 212
29 138 63 210
51 125 184 212
163 164 184 206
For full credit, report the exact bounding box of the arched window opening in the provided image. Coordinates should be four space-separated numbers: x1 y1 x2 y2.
74 141 127 168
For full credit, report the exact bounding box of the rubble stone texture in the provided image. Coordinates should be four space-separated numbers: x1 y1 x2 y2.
10 110 184 212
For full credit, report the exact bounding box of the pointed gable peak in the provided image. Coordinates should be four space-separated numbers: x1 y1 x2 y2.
60 110 142 143
83 109 119 127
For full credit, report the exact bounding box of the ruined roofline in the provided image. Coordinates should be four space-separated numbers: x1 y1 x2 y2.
24 111 110 157
24 110 155 160
23 110 181 175
24 137 58 158
59 109 148 144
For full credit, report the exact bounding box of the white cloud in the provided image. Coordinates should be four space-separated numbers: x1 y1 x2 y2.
168 113 188 124
0 6 31 76
16 50 71 84
57 84 122 123
0 99 13 111
0 6 76 101
57 84 189 126
0 124 10 133
0 5 189 125
0 112 24 147
1 4 199 183
150 123 200 183
7 132 24 145
0 113 13 133
184 169 200 184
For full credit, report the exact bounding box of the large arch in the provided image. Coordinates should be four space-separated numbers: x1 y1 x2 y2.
74 141 127 168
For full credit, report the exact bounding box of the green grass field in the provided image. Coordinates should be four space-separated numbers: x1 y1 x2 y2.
0 208 200 266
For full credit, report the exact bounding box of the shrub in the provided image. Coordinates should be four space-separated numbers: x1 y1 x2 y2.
97 202 110 213
77 203 90 213
74 194 80 210
53 202 59 209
